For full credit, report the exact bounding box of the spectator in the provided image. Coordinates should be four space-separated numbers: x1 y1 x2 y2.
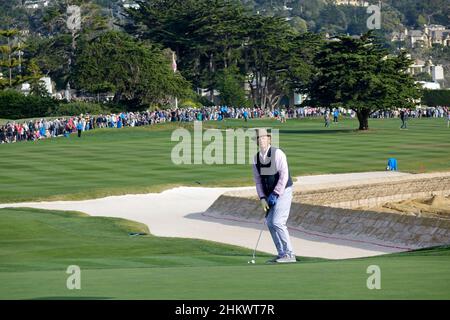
324 111 330 128
76 119 83 138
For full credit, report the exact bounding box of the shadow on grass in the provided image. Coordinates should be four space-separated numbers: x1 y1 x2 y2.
185 211 406 258
279 129 357 135
185 212 331 262
30 296 113 300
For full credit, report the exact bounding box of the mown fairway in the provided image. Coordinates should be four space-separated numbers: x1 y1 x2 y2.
0 117 448 203
0 207 449 300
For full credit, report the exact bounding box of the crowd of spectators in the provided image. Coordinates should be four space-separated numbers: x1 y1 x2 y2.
370 106 448 119
1 105 448 144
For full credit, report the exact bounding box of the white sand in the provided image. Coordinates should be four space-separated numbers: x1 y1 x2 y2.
0 171 413 260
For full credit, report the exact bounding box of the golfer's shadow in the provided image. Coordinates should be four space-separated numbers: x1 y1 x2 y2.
185 211 404 255
279 129 356 135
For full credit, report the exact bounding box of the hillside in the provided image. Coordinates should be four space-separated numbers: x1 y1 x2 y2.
1 1 449 35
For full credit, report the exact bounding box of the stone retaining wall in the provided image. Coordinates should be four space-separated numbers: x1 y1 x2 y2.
295 175 450 209
205 174 450 248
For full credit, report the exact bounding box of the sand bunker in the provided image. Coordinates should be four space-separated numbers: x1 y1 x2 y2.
0 171 415 259
367 195 450 219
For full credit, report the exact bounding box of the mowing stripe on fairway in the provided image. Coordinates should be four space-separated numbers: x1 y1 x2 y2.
0 118 448 203
0 207 449 299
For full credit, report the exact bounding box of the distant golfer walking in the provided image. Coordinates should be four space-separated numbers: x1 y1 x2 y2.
400 109 408 129
252 128 296 263
324 111 331 127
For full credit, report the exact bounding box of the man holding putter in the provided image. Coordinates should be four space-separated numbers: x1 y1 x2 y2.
252 128 296 263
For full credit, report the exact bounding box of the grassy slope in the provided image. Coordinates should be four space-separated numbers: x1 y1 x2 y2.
0 207 449 300
0 117 449 203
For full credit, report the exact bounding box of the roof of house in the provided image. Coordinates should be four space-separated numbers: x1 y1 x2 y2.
409 30 425 37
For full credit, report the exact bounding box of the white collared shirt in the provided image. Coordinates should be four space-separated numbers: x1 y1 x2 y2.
259 144 271 163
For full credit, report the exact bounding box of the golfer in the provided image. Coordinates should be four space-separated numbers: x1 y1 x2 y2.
252 128 296 263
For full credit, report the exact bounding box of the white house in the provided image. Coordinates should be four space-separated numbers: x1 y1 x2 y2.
333 0 369 7
21 83 31 95
431 65 445 82
121 0 140 9
20 77 54 96
24 0 49 9
408 58 426 75
416 81 441 90
395 25 450 48
40 77 53 96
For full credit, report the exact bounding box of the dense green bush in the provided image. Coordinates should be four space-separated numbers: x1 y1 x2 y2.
0 90 58 119
49 101 111 116
0 90 114 119
422 89 450 107
179 98 202 108
215 67 250 107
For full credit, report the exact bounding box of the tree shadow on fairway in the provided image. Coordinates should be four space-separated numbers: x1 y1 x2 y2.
279 129 357 135
30 296 113 300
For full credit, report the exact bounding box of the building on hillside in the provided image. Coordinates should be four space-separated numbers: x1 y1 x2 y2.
121 0 140 10
21 83 31 95
427 27 450 47
415 81 441 90
392 25 450 48
197 87 221 105
431 65 445 82
23 0 50 9
333 0 369 7
40 77 53 96
390 30 407 43
408 58 427 75
20 77 54 96
407 56 445 84
404 54 446 88
409 30 428 48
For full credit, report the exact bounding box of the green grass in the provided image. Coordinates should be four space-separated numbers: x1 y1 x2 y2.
0 117 449 203
2 118 448 300
0 207 449 300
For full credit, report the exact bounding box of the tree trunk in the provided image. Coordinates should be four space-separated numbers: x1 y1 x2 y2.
113 92 122 104
209 53 215 103
248 76 256 106
8 36 12 87
356 109 370 130
267 92 281 110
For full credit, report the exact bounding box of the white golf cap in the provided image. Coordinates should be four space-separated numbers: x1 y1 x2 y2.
252 128 272 140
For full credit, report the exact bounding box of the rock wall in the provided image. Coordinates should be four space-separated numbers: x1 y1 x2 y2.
295 175 450 209
205 174 450 248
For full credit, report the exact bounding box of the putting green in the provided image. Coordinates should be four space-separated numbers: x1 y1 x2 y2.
0 207 449 300
0 117 449 203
